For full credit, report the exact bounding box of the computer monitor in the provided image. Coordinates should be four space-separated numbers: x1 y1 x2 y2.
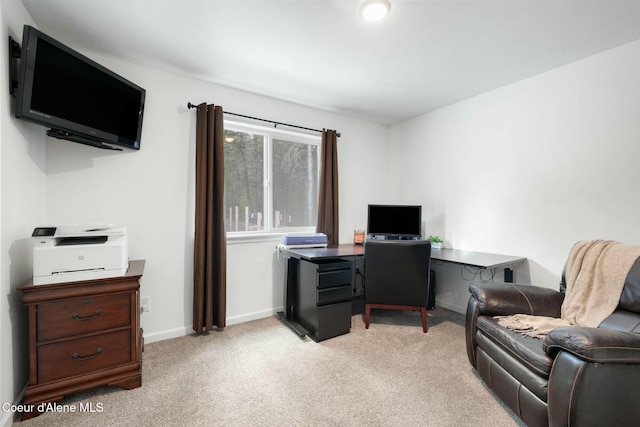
366 204 422 240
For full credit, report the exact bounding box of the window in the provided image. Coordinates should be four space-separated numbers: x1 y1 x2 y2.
224 121 320 234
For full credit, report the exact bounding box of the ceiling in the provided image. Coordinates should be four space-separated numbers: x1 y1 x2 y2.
20 0 640 125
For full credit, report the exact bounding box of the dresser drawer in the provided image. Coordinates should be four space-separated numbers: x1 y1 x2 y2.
37 329 131 383
37 293 131 342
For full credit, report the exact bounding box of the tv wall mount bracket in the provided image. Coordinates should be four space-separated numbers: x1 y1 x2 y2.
9 36 21 97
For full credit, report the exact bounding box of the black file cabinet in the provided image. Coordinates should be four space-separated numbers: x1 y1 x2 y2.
296 258 352 342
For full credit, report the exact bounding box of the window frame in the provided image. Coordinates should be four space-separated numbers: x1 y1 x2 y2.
223 120 321 239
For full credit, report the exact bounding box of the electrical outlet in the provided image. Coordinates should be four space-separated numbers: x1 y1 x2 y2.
141 297 150 313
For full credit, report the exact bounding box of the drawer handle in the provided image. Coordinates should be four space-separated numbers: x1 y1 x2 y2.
72 309 102 320
72 348 102 360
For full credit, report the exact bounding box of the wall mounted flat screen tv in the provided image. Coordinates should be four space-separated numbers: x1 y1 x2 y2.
367 204 422 239
14 25 146 150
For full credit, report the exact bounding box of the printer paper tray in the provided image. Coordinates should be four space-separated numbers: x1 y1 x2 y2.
33 267 126 285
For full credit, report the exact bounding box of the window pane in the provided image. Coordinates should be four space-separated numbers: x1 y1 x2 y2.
224 130 264 232
272 138 318 228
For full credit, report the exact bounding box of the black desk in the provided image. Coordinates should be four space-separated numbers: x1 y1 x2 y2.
284 245 525 280
278 244 526 340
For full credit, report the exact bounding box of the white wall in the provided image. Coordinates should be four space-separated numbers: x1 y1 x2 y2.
1 1 48 425
43 51 390 342
389 39 640 312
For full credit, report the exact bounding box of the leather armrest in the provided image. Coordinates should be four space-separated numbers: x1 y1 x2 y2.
544 326 640 363
469 282 563 317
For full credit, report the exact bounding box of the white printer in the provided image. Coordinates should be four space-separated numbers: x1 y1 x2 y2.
32 224 129 285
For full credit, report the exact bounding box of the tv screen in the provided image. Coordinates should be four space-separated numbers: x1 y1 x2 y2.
15 25 145 150
367 204 422 239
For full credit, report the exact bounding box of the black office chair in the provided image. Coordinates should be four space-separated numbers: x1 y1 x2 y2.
363 240 432 333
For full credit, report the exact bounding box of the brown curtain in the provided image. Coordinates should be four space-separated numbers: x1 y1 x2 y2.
193 103 226 333
316 129 339 245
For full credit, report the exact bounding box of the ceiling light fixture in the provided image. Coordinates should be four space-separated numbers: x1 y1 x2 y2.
360 0 391 22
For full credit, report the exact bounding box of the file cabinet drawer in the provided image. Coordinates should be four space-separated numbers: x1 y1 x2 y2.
318 269 352 289
37 293 131 341
315 301 352 341
317 285 352 305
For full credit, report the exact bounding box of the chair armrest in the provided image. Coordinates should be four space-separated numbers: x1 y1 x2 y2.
469 282 563 317
544 326 640 363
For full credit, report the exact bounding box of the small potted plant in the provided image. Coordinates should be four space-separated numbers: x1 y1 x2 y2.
428 235 444 249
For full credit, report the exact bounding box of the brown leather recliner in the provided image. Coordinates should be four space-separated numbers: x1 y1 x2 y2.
465 259 640 427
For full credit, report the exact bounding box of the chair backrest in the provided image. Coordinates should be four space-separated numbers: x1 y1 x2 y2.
364 240 431 306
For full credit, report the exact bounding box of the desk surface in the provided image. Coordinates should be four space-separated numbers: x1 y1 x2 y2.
282 244 525 270
431 248 525 270
283 244 364 260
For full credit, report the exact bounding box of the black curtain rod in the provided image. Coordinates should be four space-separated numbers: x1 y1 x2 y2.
187 102 340 137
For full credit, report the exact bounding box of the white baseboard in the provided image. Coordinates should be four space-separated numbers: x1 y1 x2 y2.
143 326 194 344
1 411 13 427
1 383 27 427
142 307 282 344
226 307 281 326
435 299 466 315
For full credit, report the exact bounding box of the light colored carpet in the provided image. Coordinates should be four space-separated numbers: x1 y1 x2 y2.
16 307 523 426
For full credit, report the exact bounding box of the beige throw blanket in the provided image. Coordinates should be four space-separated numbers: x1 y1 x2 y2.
496 240 640 339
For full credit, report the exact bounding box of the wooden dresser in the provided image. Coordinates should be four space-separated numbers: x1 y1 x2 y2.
17 260 145 420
